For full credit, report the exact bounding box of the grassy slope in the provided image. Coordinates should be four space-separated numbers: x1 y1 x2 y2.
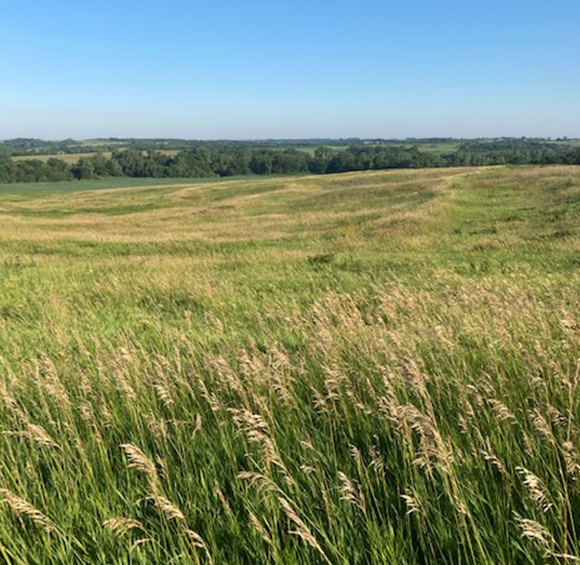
0 166 579 564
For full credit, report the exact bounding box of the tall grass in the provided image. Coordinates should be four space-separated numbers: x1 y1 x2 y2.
0 166 579 563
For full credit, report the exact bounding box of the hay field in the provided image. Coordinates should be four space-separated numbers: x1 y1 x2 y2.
12 153 112 165
0 166 580 564
11 150 179 165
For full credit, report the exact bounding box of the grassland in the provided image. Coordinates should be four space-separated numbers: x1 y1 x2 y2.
0 165 579 564
11 150 180 165
12 153 114 165
0 176 248 194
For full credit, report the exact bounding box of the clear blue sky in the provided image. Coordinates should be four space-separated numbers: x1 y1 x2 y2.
1 0 578 139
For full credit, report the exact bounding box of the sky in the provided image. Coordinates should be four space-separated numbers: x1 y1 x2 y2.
0 0 578 140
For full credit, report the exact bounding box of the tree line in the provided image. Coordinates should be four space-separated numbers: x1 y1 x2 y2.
1 140 579 184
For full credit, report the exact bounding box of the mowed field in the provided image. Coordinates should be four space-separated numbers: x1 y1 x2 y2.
11 153 114 164
0 166 580 564
11 150 180 164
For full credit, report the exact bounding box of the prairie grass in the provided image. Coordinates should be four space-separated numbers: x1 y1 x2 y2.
0 166 579 563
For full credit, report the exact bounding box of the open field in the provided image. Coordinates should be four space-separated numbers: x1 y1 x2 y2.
1 165 580 564
398 141 461 154
12 153 113 165
11 150 180 165
0 176 249 194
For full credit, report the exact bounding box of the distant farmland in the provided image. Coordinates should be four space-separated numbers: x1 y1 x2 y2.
12 152 113 164
12 150 180 165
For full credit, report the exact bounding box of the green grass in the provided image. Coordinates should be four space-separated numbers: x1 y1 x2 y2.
0 177 201 194
0 165 580 564
385 141 461 154
0 175 284 195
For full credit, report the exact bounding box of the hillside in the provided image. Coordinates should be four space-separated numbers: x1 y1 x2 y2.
0 166 580 564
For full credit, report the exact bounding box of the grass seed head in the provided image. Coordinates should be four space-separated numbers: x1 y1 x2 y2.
516 467 554 513
0 489 55 533
121 443 159 492
516 516 555 548
152 496 185 521
103 517 146 537
4 424 60 450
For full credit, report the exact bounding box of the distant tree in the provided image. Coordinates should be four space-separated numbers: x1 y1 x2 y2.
327 151 357 173
46 158 73 181
111 150 148 177
89 154 111 177
172 148 214 177
15 160 47 182
564 148 580 164
0 145 13 158
251 151 273 174
309 146 333 173
106 158 124 176
72 158 96 180
0 156 17 183
272 149 308 174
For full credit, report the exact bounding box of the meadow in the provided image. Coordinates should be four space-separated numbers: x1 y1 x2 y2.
11 150 180 165
12 153 114 165
0 165 579 564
